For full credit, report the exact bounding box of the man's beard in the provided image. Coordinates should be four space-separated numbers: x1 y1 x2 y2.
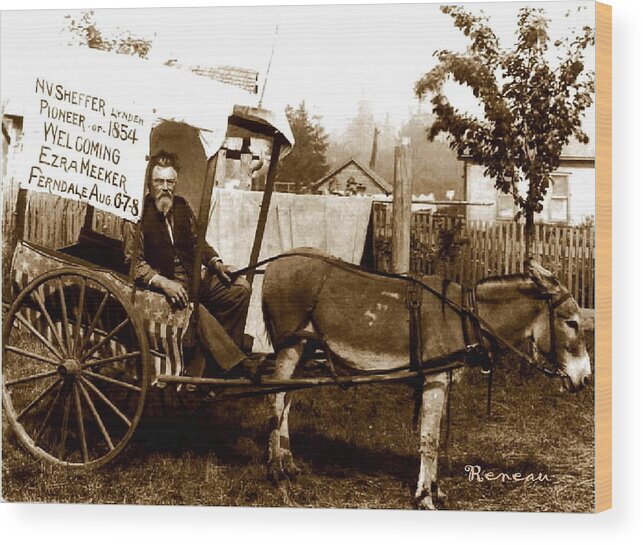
155 193 173 215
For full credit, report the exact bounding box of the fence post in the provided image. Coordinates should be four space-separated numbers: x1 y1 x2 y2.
391 139 412 274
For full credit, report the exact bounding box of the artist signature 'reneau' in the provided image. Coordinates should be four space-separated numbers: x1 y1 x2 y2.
464 464 552 483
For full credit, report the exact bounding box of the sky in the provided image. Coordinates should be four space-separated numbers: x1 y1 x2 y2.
1 1 595 136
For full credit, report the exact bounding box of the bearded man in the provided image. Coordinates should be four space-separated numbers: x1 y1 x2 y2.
123 151 251 373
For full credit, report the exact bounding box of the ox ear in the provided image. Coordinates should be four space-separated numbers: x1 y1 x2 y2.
525 259 561 294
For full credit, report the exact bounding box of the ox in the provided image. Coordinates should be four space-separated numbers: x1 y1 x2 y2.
260 248 591 509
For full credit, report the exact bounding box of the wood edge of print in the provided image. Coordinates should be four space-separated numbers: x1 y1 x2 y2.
594 1 612 513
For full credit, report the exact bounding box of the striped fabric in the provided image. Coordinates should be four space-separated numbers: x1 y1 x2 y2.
10 241 193 385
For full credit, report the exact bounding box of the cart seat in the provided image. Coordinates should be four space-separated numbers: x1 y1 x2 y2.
59 228 129 276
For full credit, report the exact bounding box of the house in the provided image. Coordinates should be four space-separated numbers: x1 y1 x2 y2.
461 138 595 225
312 157 393 196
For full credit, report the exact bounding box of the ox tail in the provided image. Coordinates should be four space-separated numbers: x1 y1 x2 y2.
261 298 277 349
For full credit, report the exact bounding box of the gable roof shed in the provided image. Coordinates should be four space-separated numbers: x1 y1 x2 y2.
312 157 393 195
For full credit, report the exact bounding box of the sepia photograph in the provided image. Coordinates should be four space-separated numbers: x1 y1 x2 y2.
1 0 606 512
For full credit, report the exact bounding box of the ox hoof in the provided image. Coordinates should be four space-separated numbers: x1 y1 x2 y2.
267 456 300 483
431 482 448 502
267 460 286 483
282 455 302 479
417 495 437 510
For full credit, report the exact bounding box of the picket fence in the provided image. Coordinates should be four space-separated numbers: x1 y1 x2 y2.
372 203 595 309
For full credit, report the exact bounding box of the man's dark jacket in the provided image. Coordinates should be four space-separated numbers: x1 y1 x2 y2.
140 194 218 282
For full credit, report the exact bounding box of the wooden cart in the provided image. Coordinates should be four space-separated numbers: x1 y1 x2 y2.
2 47 294 469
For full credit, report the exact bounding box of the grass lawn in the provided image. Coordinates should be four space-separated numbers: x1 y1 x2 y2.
2 333 594 512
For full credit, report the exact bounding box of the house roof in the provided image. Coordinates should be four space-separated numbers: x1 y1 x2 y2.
458 137 595 164
165 60 259 94
458 110 595 163
312 157 393 194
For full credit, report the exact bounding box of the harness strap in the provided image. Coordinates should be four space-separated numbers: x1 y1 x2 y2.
468 289 485 355
486 365 494 418
545 291 572 368
443 370 453 461
462 287 494 416
461 288 472 347
406 281 424 373
548 298 557 369
406 280 425 428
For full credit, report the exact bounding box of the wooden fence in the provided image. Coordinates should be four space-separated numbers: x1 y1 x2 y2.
372 203 595 308
2 188 123 284
2 181 595 310
3 191 123 244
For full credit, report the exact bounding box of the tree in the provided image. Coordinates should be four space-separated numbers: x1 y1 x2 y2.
64 10 152 59
276 102 329 193
415 5 594 256
327 100 376 170
327 100 397 182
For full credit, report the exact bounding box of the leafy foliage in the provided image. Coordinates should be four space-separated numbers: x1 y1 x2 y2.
64 10 152 59
276 102 330 193
415 5 594 245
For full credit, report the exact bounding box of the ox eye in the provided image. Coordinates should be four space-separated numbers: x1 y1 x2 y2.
565 320 579 332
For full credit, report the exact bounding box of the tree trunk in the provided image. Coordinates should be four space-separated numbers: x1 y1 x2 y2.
524 208 535 261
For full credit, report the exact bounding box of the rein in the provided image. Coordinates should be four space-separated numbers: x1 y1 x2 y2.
231 251 568 380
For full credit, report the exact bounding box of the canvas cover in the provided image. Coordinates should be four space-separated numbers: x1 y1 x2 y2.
206 189 374 352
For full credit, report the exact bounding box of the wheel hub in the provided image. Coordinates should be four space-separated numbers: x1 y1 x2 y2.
58 358 82 379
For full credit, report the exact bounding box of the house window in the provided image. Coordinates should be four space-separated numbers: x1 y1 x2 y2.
496 192 515 220
549 174 569 223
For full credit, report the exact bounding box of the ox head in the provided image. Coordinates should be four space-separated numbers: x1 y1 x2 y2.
526 260 592 393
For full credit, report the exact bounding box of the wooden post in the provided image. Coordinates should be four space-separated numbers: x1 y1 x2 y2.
391 140 412 274
190 155 219 301
4 187 28 297
246 133 282 286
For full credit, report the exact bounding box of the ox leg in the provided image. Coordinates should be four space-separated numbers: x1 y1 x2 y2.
267 342 305 482
415 372 450 510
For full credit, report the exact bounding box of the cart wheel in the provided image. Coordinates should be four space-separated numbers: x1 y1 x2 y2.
2 267 150 469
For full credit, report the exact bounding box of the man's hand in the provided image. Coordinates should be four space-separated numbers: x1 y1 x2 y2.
152 276 189 308
210 259 233 285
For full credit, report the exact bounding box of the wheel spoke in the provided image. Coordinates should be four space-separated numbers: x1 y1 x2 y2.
78 380 114 451
33 381 64 444
78 291 110 356
82 351 141 369
5 368 59 387
81 318 131 363
57 279 72 354
59 389 71 461
73 383 89 463
14 311 64 361
32 288 68 358
5 345 60 367
82 369 141 392
16 378 61 421
80 376 132 427
72 278 87 357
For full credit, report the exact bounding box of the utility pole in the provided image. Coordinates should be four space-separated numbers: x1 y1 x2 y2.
391 138 412 274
